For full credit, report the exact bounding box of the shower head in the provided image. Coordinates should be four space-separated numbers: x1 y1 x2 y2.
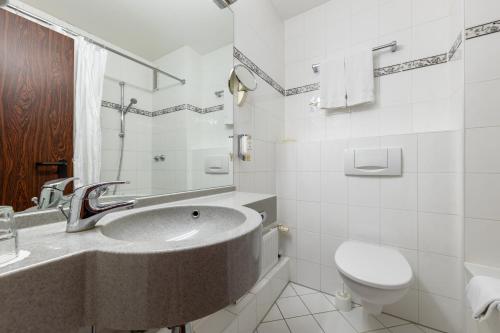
213 0 238 9
123 98 137 114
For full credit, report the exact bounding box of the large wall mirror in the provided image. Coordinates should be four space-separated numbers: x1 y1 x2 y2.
0 0 234 212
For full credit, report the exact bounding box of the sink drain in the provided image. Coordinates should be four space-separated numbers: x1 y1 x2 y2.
191 209 200 219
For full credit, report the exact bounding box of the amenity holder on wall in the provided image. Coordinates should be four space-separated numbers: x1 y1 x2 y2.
311 40 398 73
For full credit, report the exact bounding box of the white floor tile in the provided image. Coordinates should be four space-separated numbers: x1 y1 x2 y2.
291 283 319 295
314 311 357 333
300 293 336 314
286 315 323 333
276 297 310 319
322 293 337 306
262 305 283 323
375 313 409 328
417 326 441 333
341 307 385 332
279 284 297 298
257 320 290 333
389 324 425 333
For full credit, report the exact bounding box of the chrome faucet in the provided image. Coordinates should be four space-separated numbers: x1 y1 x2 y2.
60 181 136 233
32 177 77 210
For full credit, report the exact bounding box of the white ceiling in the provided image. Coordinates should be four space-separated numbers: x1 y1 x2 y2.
19 0 234 61
270 0 330 20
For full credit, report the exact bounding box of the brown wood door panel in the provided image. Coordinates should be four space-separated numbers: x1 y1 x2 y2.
0 9 74 211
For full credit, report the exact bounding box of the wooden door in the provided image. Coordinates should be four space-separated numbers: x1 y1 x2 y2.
0 9 74 211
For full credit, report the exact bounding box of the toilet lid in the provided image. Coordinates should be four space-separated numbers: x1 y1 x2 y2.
335 241 413 290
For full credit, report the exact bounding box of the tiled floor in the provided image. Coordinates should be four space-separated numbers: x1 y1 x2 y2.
257 283 441 333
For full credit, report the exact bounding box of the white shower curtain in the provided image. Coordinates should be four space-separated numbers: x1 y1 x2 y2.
74 37 108 187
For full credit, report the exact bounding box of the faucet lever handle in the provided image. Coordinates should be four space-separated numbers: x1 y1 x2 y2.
75 181 128 200
42 177 79 192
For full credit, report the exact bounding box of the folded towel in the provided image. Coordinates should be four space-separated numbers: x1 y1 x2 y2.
345 48 374 107
320 57 347 109
466 276 500 321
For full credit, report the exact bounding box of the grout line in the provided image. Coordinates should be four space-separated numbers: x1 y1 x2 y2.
274 300 293 333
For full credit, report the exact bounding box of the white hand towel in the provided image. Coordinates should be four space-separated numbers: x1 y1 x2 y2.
345 48 374 107
466 276 500 321
320 57 347 109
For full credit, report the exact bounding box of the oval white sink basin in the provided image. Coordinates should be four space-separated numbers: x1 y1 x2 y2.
100 205 246 244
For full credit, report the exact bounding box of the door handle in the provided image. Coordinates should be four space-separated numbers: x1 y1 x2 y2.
35 159 68 178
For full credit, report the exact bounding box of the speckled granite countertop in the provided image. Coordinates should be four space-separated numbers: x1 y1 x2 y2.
1 191 274 276
0 191 276 332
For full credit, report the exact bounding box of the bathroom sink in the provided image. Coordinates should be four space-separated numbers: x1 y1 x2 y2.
100 205 246 245
89 203 262 330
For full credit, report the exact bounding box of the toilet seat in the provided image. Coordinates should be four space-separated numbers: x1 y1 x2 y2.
335 241 413 290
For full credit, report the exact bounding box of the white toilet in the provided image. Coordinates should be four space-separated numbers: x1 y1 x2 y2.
334 241 413 315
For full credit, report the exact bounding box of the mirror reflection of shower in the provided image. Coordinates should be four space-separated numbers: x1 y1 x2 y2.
114 81 138 195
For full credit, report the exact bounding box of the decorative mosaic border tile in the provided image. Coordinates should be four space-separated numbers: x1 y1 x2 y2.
401 53 448 71
101 101 153 117
233 47 286 96
285 53 449 96
285 83 320 96
202 104 225 114
448 32 463 61
102 101 224 117
466 20 500 40
374 64 403 78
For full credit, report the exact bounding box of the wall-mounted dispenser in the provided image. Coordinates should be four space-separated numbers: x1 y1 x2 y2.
344 147 402 176
238 134 253 161
228 64 257 106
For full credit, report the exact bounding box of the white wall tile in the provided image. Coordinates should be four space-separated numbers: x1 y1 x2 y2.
466 173 500 220
321 203 349 238
297 142 321 171
465 218 500 267
384 289 419 323
297 172 321 202
351 7 379 46
379 0 413 36
276 143 297 171
466 127 500 173
418 131 462 173
412 65 450 104
297 201 321 233
465 33 500 83
419 252 462 299
419 212 462 257
297 230 321 263
320 234 344 268
280 228 297 258
320 265 343 296
278 198 297 228
419 174 461 215
349 206 381 243
321 172 348 204
419 292 462 333
296 259 321 290
349 177 381 207
465 79 500 128
412 18 450 59
321 140 348 172
380 174 418 211
276 172 297 200
465 0 500 28
380 104 413 136
381 209 418 249
413 0 451 26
